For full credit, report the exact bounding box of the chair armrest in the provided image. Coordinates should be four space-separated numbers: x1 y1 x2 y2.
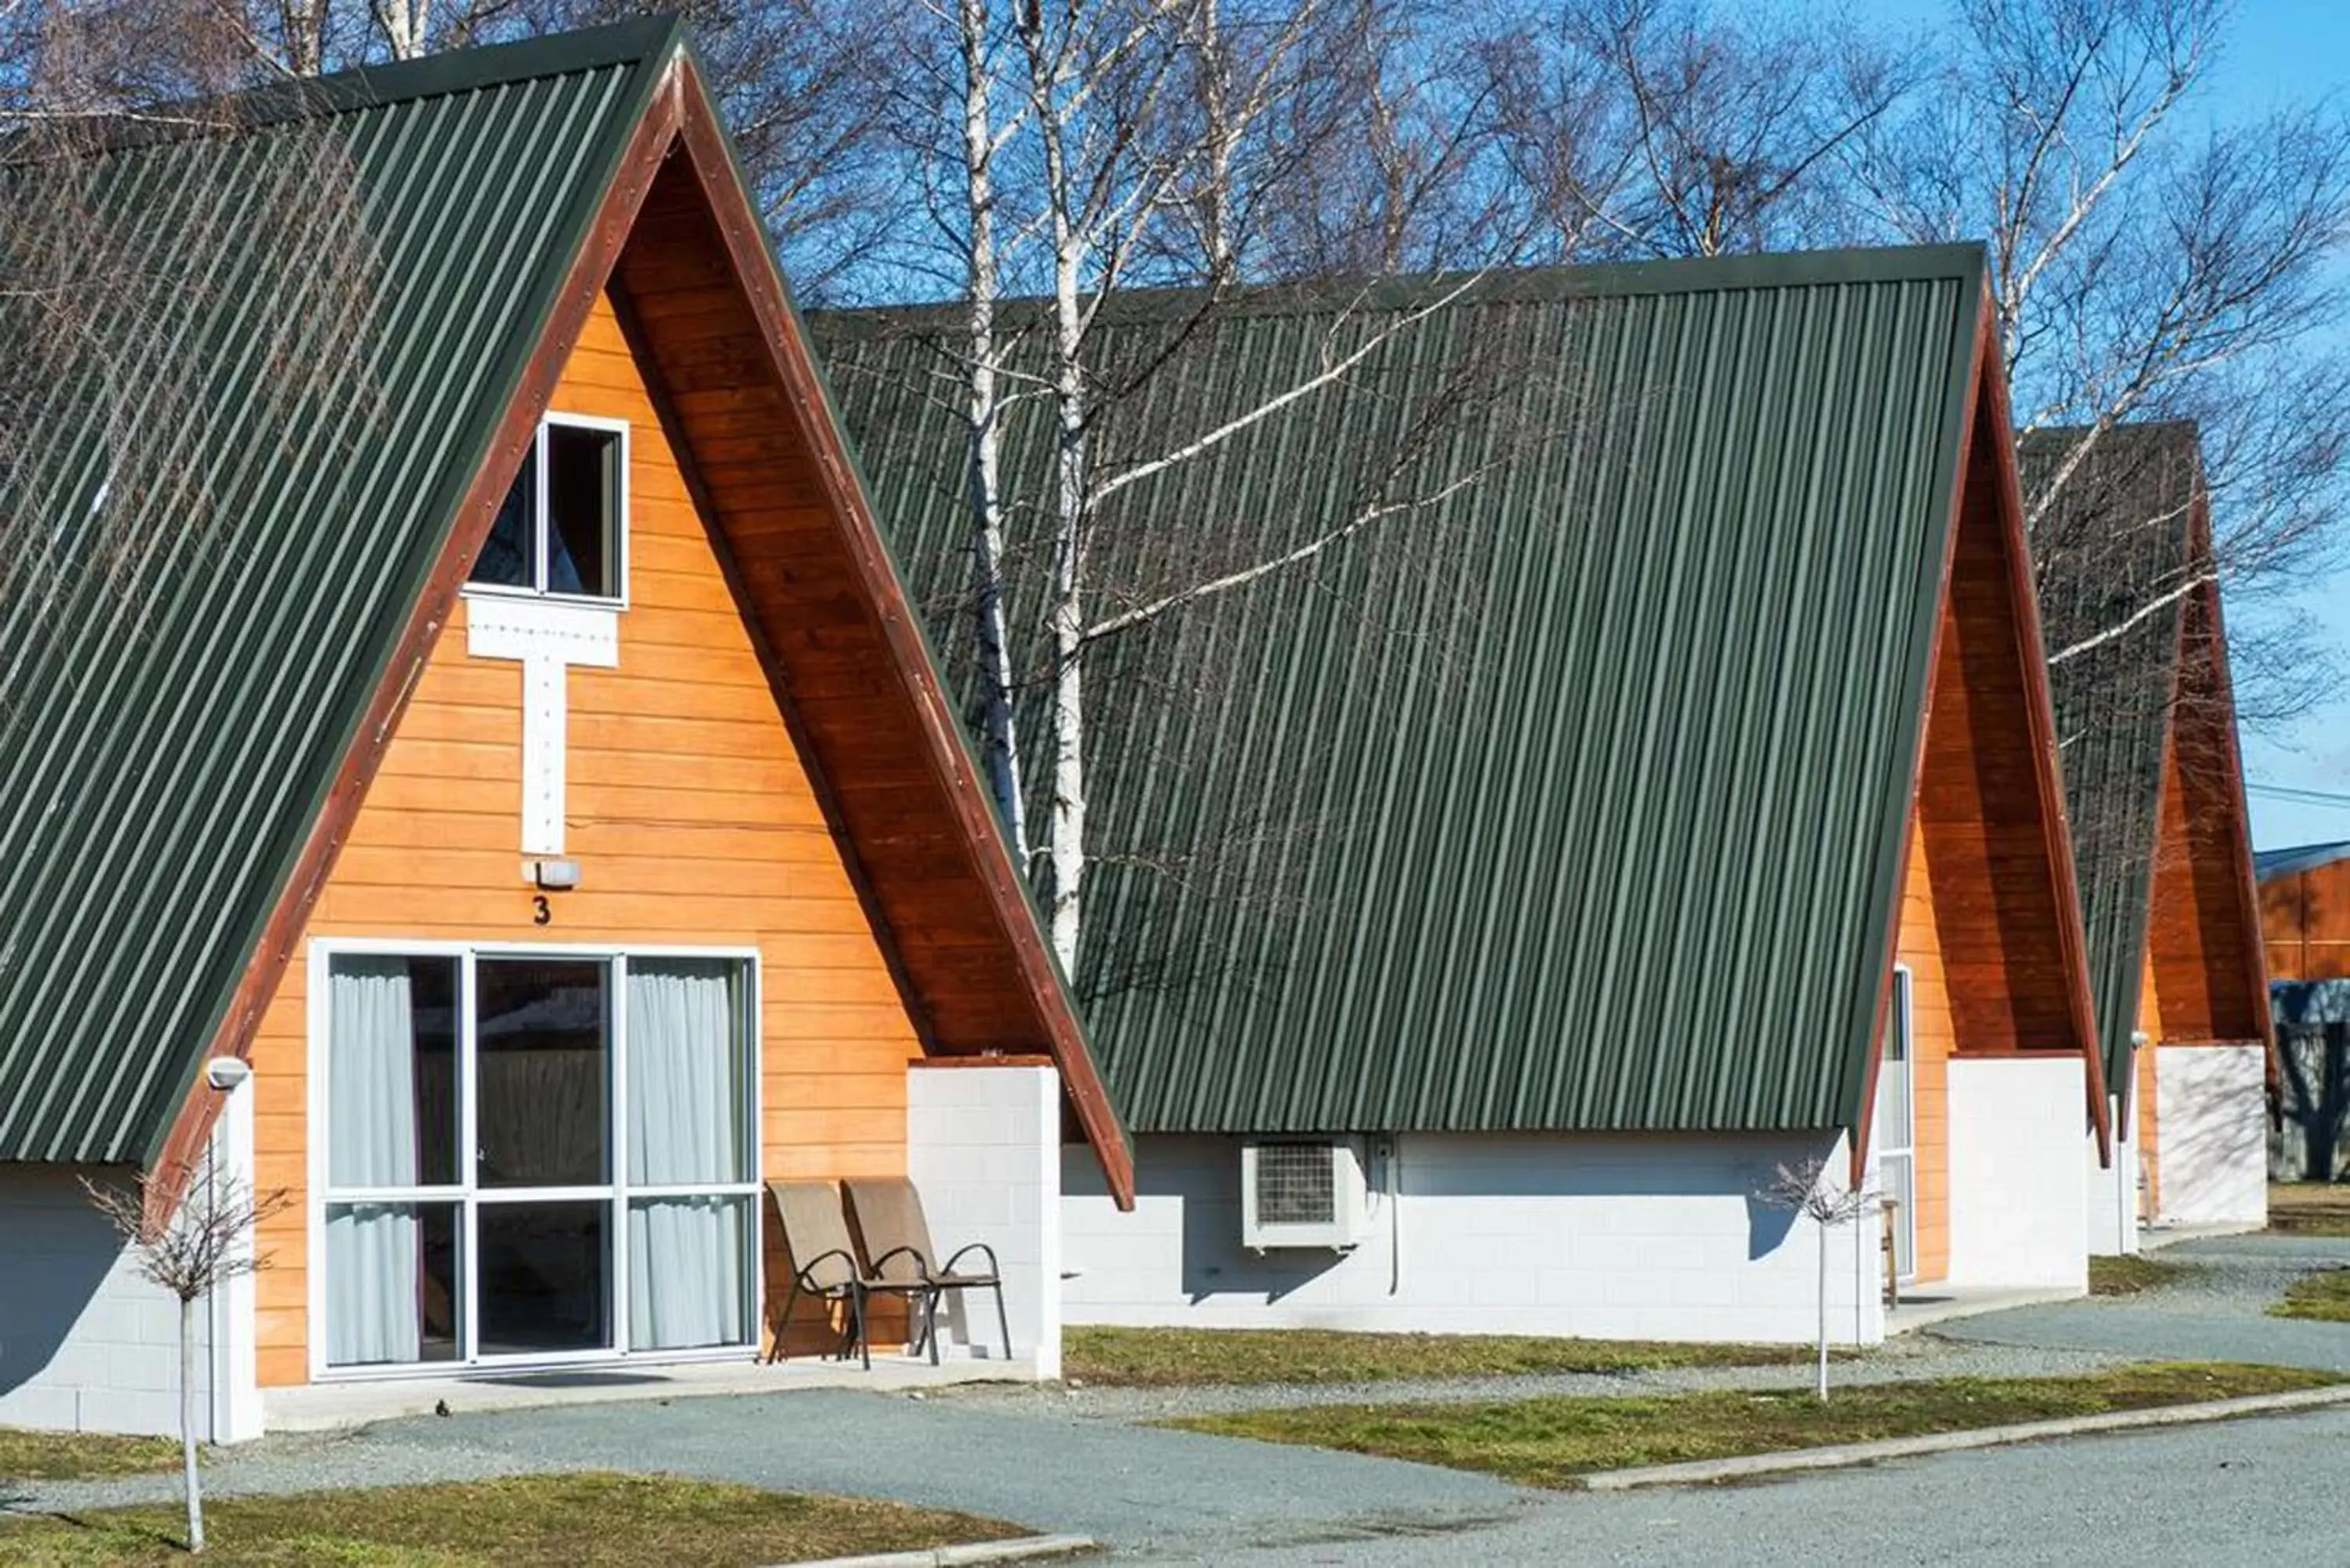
939 1241 1000 1278
868 1245 936 1284
794 1248 862 1292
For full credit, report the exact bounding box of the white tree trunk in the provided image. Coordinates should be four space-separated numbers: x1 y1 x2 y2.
1044 220 1089 972
180 1293 204 1552
1023 2 1092 974
376 0 426 60
960 0 1030 861
1195 0 1237 286
1815 1217 1831 1400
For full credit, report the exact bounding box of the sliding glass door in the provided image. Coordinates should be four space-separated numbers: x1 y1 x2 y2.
474 957 613 1357
320 947 756 1374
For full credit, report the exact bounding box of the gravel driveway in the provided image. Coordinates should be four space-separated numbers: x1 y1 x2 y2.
1936 1233 2350 1371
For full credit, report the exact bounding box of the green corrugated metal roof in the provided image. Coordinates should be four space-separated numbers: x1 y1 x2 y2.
817 244 1989 1135
2023 424 2204 1093
0 20 685 1163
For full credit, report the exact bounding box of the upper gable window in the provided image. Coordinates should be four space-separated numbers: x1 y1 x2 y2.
468 414 629 605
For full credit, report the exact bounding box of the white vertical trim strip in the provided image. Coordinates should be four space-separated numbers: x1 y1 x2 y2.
522 655 567 855
210 1082 264 1441
305 941 330 1387
459 951 481 1365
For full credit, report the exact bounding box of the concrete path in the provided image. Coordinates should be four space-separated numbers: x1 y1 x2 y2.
1938 1233 2350 1371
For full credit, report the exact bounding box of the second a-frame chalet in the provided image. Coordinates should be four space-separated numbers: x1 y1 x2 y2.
823 245 2107 1343
2027 424 2272 1240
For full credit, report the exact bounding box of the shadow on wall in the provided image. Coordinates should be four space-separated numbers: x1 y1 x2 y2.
1173 1150 1343 1304
1155 1131 1839 1304
0 1168 133 1407
2161 1065 2266 1206
1744 1194 1799 1260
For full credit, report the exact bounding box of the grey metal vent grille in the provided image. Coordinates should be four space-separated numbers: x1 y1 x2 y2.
1255 1142 1336 1225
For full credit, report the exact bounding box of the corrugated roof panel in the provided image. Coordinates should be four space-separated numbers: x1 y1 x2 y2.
2023 424 2203 1090
2259 840 2350 880
0 21 680 1162
819 246 1984 1134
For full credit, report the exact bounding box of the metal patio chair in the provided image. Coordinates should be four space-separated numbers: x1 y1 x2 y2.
841 1176 1012 1365
765 1180 880 1370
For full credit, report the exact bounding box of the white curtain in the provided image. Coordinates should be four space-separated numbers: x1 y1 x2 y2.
326 957 421 1364
629 1198 747 1349
627 961 747 1349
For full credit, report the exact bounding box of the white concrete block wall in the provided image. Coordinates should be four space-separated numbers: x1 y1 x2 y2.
0 1088 261 1442
905 1064 1062 1378
2084 1097 2142 1258
0 1167 215 1437
2155 1044 2269 1227
1063 1131 1885 1346
1946 1057 2090 1290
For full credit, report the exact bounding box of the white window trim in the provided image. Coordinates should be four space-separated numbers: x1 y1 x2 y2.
460 412 632 610
306 937 762 1384
1878 962 1918 1285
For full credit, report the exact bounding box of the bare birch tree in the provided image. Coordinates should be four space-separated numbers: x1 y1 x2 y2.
1484 0 1914 261
1843 0 2350 724
1758 1154 1872 1400
83 1154 293 1554
845 0 1537 970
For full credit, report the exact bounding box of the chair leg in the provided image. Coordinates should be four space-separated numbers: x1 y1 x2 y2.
991 1281 1011 1363
771 1278 802 1365
924 1289 942 1367
852 1286 871 1372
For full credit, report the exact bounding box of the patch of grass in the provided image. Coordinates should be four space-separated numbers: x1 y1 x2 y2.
1166 1362 2342 1487
2089 1253 2198 1296
0 1472 1026 1566
2271 1269 2350 1323
1062 1327 1824 1388
2269 1183 2350 1237
0 1429 181 1483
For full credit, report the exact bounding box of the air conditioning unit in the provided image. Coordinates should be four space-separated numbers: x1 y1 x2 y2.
1241 1139 1368 1252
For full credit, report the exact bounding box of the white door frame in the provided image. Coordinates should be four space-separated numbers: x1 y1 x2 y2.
306 938 763 1383
1877 964 1918 1284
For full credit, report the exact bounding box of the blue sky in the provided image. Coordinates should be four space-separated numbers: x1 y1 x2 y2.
2200 2 2350 849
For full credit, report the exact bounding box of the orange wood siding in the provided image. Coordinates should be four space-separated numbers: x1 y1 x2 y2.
2145 710 2265 1042
2262 858 2350 981
1894 816 1955 1284
244 290 919 1386
1912 398 2088 1058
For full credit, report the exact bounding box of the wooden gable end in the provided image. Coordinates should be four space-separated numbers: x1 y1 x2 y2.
159 55 1131 1220
2143 552 2270 1047
608 92 1127 1198
1904 319 2106 1145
